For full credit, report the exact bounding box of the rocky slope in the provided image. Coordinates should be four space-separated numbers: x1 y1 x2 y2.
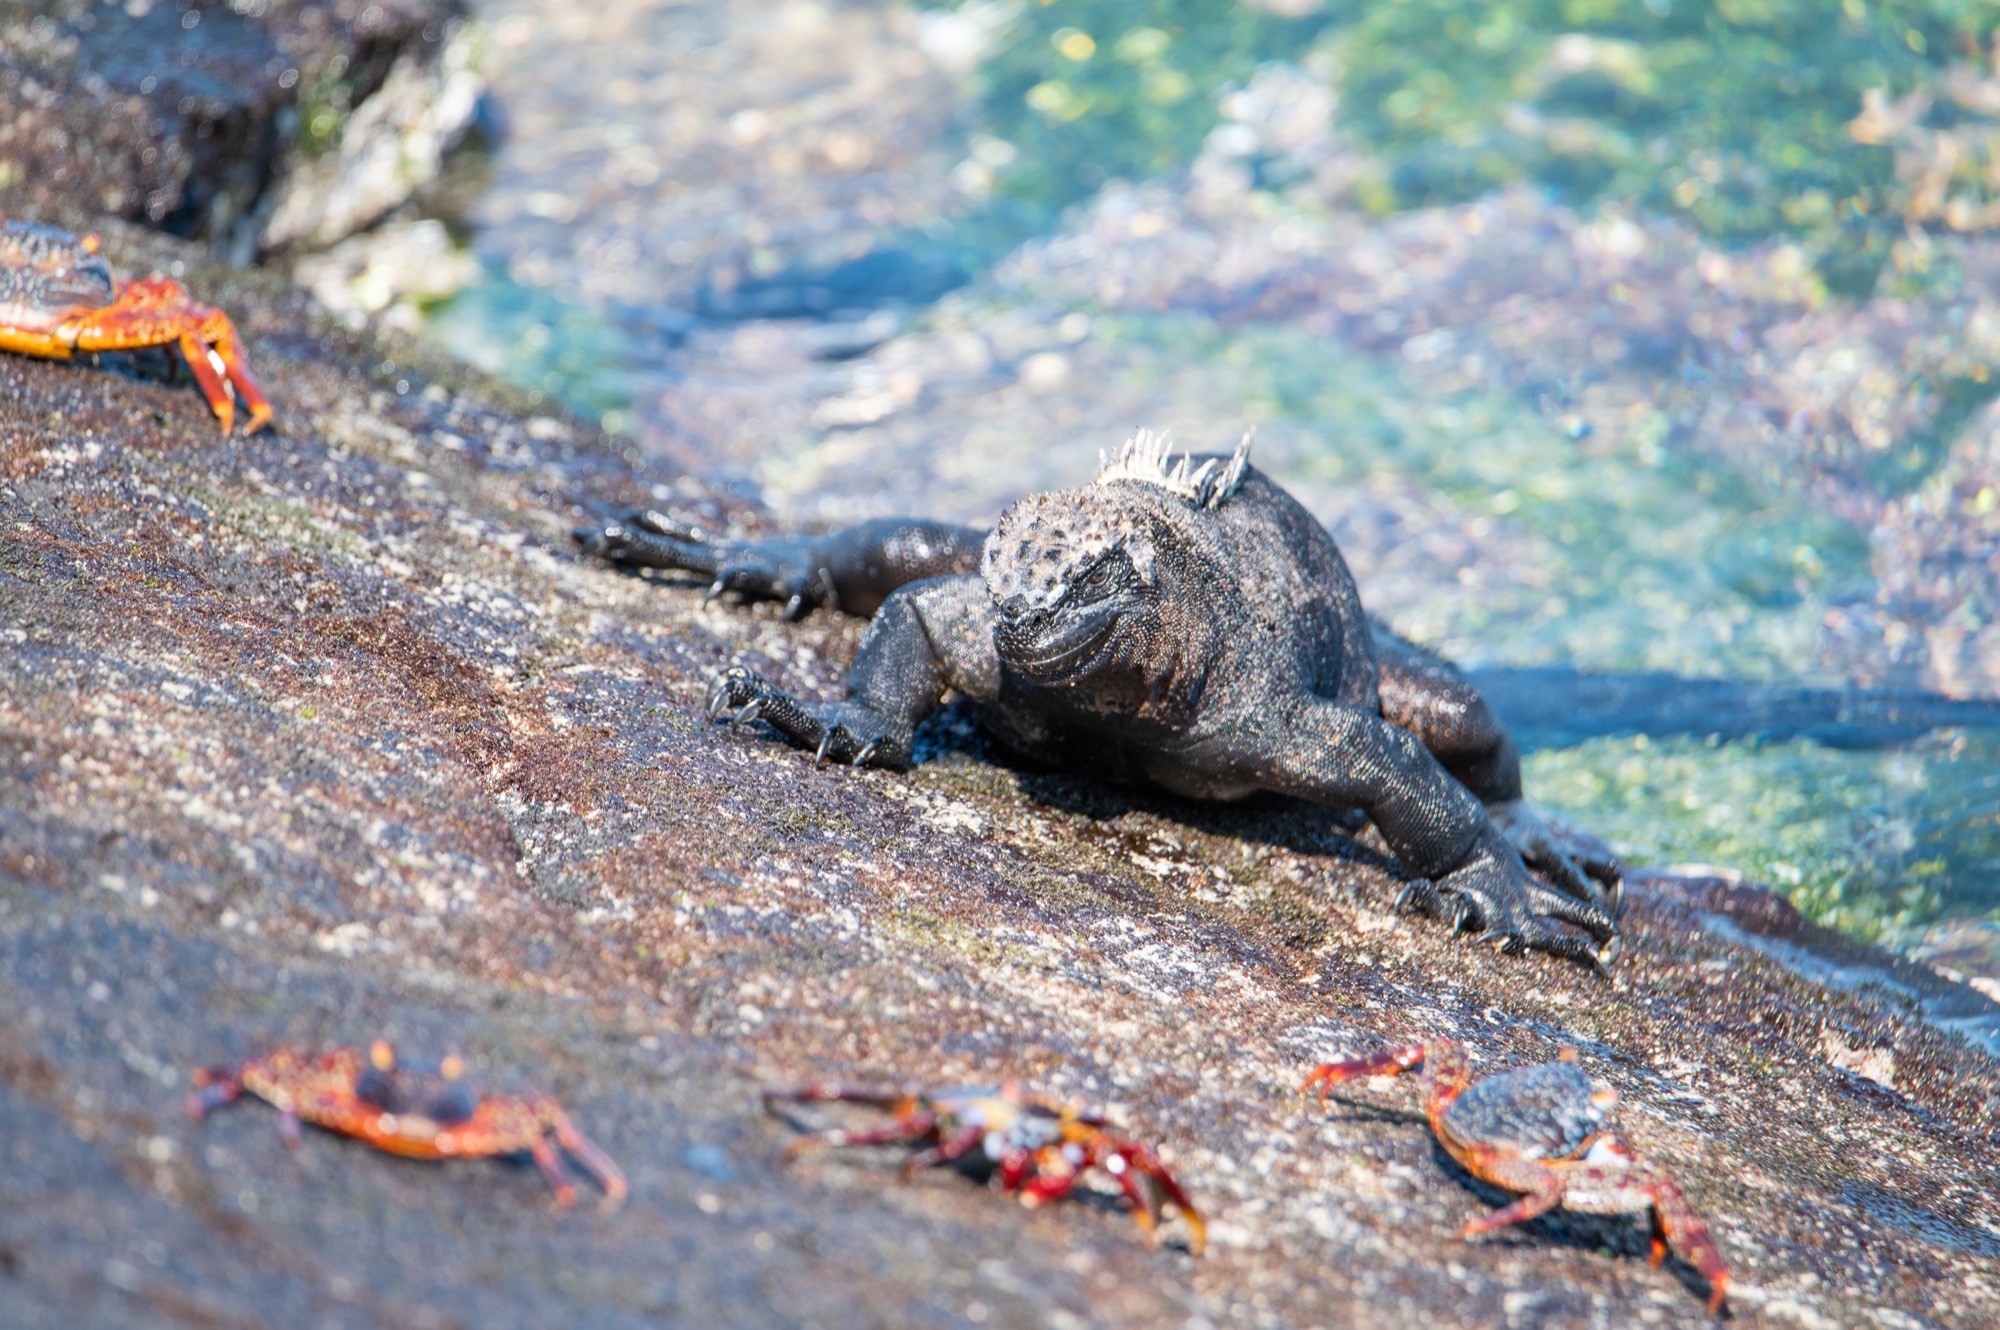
2 221 1998 1329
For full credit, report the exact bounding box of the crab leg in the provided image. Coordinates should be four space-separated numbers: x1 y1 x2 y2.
900 1122 985 1177
195 304 272 434
546 1109 630 1210
1300 1041 1431 1102
1647 1177 1730 1313
1078 1135 1207 1253
1101 1159 1160 1237
185 1066 246 1118
175 324 238 434
1529 1159 1729 1314
0 326 78 358
763 1083 921 1111
529 1137 580 1208
1455 1153 1565 1235
763 1084 940 1160
63 277 269 435
1109 1142 1206 1254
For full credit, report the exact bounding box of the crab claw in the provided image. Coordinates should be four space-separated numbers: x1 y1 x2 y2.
185 1066 244 1119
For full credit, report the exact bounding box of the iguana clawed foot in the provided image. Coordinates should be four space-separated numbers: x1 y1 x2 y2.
1488 799 1624 916
706 667 909 768
1395 839 1621 973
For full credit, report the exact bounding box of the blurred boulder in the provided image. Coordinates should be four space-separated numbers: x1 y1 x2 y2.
0 0 481 260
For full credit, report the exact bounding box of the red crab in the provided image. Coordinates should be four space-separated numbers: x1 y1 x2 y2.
1303 1038 1729 1313
764 1081 1206 1253
0 217 272 434
188 1041 627 1210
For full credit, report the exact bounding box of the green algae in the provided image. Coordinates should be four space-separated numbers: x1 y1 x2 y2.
938 0 1999 292
1528 728 2000 941
1097 311 1874 680
424 262 638 426
943 0 1335 218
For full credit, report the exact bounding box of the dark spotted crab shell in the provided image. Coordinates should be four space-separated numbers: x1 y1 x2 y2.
0 222 116 324
1441 1060 1611 1159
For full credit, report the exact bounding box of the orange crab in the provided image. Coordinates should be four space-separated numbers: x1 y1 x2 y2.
1304 1038 1728 1312
188 1041 627 1210
0 217 271 434
764 1080 1206 1253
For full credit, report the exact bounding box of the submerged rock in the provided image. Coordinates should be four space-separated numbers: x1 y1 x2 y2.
1 223 1998 1329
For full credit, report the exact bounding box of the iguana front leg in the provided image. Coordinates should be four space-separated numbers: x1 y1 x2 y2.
1256 696 1619 969
708 574 998 768
576 511 983 619
1372 620 1622 914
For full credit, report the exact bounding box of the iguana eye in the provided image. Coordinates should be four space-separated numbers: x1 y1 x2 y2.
1080 561 1112 590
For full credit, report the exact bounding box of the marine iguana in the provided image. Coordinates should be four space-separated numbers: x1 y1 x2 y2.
577 432 1622 967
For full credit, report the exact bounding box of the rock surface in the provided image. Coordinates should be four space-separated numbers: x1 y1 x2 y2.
3 222 2000 1329
0 0 478 260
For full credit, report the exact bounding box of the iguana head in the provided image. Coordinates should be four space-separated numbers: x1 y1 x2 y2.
982 431 1248 686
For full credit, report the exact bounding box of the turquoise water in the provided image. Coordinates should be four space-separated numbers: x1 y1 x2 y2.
426 262 644 429
942 0 1999 293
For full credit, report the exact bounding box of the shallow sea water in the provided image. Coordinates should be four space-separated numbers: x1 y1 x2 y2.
424 0 2000 952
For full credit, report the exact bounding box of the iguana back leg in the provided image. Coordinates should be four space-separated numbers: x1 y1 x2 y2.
1254 695 1618 967
1371 618 1622 912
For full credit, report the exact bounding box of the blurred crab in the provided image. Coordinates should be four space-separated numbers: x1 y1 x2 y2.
1303 1038 1728 1313
764 1080 1205 1253
0 217 271 434
188 1041 627 1210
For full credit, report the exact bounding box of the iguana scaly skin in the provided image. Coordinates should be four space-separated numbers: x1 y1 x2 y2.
577 433 1621 967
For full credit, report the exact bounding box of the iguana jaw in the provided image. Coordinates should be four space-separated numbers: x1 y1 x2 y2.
993 597 1127 680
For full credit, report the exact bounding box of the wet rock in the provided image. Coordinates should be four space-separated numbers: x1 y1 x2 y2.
464 0 971 314
1472 667 2000 751
696 242 973 321
2 222 1999 1328
1631 869 1809 940
292 216 480 331
0 0 480 260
